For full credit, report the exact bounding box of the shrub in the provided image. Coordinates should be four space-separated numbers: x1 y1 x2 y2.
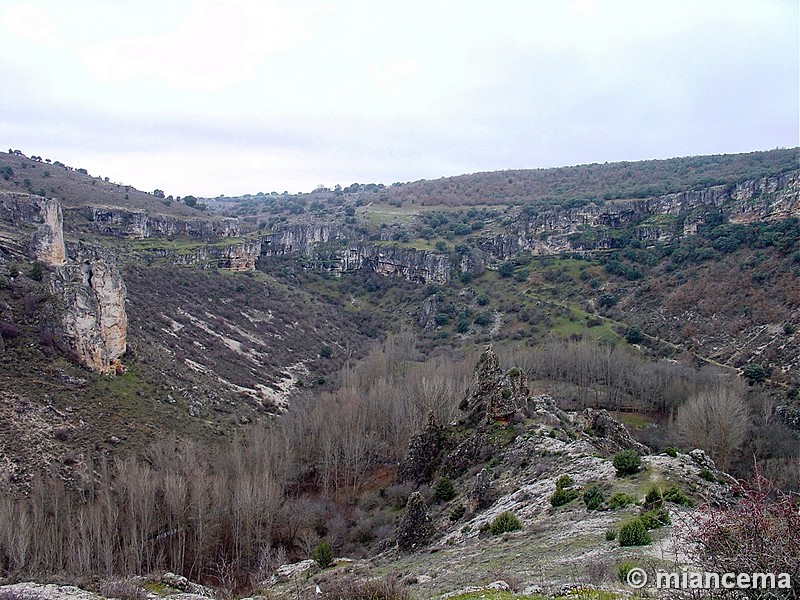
599 293 618 308
617 561 637 583
699 468 715 482
0 321 20 339
323 576 411 600
644 486 663 510
556 474 575 489
664 447 678 457
489 511 522 535
742 363 767 384
97 580 147 600
319 345 333 358
551 487 579 507
583 485 605 510
608 492 636 510
29 261 45 282
640 507 671 529
663 485 692 507
625 326 644 344
681 474 800 592
606 528 617 541
311 541 334 568
449 503 466 522
613 450 641 476
618 518 651 546
498 262 515 278
474 312 492 326
433 477 456 503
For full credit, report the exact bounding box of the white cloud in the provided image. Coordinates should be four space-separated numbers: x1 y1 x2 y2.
0 0 796 195
368 59 423 97
2 2 62 46
79 0 316 91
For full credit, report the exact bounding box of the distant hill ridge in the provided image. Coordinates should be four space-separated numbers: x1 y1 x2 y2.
215 147 799 207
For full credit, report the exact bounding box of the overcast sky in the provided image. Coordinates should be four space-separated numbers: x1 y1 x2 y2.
1 0 797 197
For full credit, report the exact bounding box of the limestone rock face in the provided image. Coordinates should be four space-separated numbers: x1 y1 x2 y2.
77 206 242 240
50 260 127 374
30 198 66 266
396 492 434 552
582 408 649 457
462 345 530 423
397 412 445 484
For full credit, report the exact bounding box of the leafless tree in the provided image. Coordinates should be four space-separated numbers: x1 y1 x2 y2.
674 385 751 472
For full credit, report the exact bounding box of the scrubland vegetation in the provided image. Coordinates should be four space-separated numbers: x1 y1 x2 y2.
2 331 796 590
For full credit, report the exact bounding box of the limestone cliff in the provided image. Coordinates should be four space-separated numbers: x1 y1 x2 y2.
0 192 66 262
341 244 452 283
49 260 127 374
262 223 349 255
30 198 66 266
134 240 262 271
262 224 455 283
69 206 243 241
480 171 799 258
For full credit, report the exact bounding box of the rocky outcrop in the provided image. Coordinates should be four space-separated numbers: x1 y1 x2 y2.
477 171 799 259
49 260 127 374
141 240 262 271
340 244 452 283
262 223 349 256
30 198 66 266
397 411 445 484
396 492 434 552
461 345 530 423
69 206 243 240
582 408 649 456
0 193 66 263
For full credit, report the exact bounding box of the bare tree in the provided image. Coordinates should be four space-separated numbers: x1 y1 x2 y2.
674 385 751 472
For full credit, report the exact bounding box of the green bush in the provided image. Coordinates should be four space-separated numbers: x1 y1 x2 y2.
608 492 636 510
625 326 645 344
664 447 678 458
489 511 522 535
699 468 715 482
319 345 333 359
551 487 580 507
613 450 641 476
663 485 692 507
583 485 605 510
619 518 651 546
742 363 767 384
311 541 334 568
617 561 638 582
29 261 45 282
640 507 671 529
433 477 456 503
556 474 575 489
449 503 466 522
644 486 663 510
606 528 617 541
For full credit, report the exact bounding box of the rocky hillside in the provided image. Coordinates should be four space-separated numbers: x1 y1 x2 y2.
0 147 798 495
0 348 745 599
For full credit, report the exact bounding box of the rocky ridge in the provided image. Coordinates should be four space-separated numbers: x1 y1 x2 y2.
260 348 736 598
1 193 129 374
